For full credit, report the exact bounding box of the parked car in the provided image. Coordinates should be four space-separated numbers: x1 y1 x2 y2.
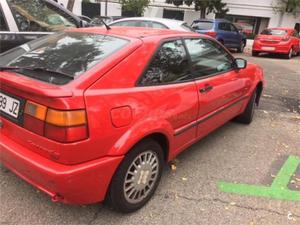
252 27 300 59
0 0 88 53
191 19 247 53
0 27 264 213
108 17 194 32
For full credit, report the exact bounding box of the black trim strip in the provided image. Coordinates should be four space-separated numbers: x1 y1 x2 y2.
174 96 248 136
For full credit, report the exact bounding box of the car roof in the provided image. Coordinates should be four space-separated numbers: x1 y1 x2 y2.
267 27 295 31
109 17 185 25
71 27 197 39
193 18 230 23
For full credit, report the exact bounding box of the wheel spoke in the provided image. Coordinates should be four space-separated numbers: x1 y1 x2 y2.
123 150 160 204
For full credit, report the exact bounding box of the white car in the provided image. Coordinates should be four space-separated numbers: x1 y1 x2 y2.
108 17 194 32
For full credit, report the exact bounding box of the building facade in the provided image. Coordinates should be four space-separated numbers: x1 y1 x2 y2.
58 0 300 33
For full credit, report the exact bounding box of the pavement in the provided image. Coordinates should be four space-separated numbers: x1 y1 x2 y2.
1 52 300 225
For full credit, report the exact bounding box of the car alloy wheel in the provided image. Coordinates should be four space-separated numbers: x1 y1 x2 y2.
123 150 159 204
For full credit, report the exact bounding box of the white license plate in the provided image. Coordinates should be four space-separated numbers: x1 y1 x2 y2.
262 46 275 51
0 92 21 118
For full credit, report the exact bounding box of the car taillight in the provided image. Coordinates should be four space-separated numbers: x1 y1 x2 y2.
205 31 217 38
45 109 87 142
23 101 88 143
24 101 47 135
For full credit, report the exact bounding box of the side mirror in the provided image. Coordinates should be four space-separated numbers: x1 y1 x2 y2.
234 58 247 69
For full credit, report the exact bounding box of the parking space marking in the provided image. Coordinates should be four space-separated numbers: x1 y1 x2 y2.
218 155 300 201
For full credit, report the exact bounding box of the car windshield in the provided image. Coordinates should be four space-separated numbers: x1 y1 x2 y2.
7 0 77 32
191 21 214 30
261 29 287 35
0 32 129 85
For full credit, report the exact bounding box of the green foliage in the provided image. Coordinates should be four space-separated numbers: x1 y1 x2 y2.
166 0 229 18
120 0 151 16
273 0 300 16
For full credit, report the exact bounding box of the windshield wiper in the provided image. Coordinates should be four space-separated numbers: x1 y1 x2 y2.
0 66 74 80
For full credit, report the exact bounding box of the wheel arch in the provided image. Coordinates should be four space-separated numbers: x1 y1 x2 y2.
255 81 263 105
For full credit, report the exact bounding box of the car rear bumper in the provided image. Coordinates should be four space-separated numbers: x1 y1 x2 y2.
252 41 291 54
0 133 123 204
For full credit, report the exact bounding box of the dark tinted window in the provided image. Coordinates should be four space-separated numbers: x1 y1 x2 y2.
184 38 233 78
0 7 8 31
218 22 231 31
7 0 77 32
261 29 287 35
0 32 128 85
139 40 191 85
192 21 213 30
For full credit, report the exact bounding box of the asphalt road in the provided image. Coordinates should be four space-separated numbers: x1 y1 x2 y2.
1 52 299 225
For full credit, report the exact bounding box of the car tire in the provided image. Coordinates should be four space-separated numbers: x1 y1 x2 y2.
284 48 293 59
235 89 257 124
106 139 164 213
237 41 245 53
252 51 259 57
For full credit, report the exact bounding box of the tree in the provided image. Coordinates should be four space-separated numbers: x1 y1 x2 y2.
273 0 300 16
120 0 151 17
166 0 229 19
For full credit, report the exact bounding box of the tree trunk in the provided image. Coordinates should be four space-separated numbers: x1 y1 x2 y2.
67 0 75 12
200 8 206 19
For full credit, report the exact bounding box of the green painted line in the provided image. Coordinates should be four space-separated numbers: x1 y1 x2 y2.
219 182 300 201
218 155 300 201
271 155 300 189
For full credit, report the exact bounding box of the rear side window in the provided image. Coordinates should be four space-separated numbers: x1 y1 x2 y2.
184 38 233 78
261 29 287 35
152 22 168 29
192 21 213 30
0 7 8 31
111 20 140 27
0 32 129 85
218 23 231 31
181 23 194 32
139 40 191 86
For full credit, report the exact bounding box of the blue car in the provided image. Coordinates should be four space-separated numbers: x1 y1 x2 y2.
191 19 247 53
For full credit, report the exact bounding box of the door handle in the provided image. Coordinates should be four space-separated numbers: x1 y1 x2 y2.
199 84 213 94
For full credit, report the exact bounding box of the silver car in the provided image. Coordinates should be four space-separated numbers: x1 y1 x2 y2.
108 17 194 32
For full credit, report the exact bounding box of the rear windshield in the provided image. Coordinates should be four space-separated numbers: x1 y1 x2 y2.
261 29 287 35
0 32 128 85
191 21 214 30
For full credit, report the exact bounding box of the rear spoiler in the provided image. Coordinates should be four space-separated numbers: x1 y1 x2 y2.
0 71 73 98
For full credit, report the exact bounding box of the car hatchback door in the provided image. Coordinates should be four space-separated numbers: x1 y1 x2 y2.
184 38 250 139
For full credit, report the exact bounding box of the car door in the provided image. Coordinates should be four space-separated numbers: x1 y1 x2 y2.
1 0 79 53
138 39 199 156
218 22 233 47
230 23 242 47
0 0 20 53
184 38 250 139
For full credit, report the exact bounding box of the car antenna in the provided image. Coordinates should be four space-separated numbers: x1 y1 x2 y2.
101 19 111 30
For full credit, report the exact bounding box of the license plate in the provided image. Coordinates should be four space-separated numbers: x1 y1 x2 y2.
0 92 21 118
262 46 275 51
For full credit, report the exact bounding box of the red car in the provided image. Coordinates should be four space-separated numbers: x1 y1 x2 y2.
0 27 264 212
252 27 300 59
